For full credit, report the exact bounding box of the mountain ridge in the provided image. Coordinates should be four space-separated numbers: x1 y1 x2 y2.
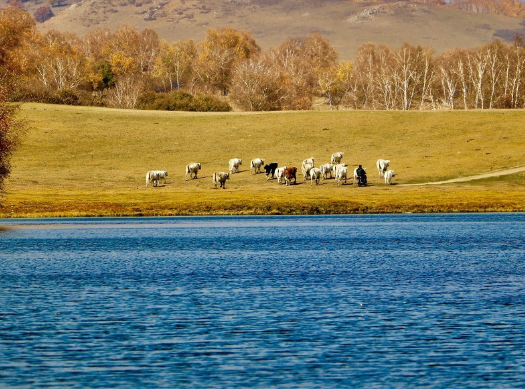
5 0 525 58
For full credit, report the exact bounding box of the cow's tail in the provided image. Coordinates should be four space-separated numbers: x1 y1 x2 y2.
146 171 150 187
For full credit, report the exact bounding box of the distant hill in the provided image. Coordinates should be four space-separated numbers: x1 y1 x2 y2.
5 0 525 59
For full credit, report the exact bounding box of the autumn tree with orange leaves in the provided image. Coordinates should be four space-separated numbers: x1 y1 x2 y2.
0 7 30 192
0 7 36 94
195 27 260 96
3 7 525 111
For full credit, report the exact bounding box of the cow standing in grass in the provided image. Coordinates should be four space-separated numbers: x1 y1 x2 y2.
333 163 347 179
302 163 313 182
331 152 344 164
185 162 201 180
276 166 287 184
146 170 168 187
146 170 158 187
310 168 322 186
320 163 333 179
284 167 297 186
250 158 265 174
264 162 278 180
229 158 242 174
376 159 390 178
302 157 315 170
156 171 168 185
335 166 348 185
384 170 395 184
212 172 230 189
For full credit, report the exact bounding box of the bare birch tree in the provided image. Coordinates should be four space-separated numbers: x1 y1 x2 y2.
230 56 285 111
436 49 459 109
467 47 489 109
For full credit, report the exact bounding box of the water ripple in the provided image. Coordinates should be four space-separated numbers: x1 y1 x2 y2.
0 214 524 388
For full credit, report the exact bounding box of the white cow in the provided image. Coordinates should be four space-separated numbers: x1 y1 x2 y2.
335 166 348 185
156 170 168 185
384 170 395 185
250 158 265 174
331 152 344 164
229 158 242 174
212 172 230 189
302 157 315 170
333 163 348 178
276 166 287 184
146 170 158 187
185 162 201 180
302 163 313 182
146 170 168 187
376 159 390 178
320 163 333 180
310 168 322 186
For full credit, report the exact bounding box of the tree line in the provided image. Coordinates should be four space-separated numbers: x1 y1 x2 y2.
2 6 525 112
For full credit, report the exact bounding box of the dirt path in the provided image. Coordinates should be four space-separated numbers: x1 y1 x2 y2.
400 166 525 186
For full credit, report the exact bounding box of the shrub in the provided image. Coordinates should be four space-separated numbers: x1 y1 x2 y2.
34 6 54 23
9 87 92 106
136 91 231 112
190 95 232 112
54 89 80 105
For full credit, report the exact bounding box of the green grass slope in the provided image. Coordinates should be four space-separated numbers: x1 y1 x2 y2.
2 103 525 217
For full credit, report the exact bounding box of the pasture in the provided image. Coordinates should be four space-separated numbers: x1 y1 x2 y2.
2 103 525 217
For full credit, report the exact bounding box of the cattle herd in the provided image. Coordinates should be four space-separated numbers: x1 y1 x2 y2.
146 154 396 189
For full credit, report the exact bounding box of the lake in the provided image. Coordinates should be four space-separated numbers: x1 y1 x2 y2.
1 214 524 388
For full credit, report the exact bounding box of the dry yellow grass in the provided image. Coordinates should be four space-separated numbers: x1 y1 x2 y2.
1 103 524 217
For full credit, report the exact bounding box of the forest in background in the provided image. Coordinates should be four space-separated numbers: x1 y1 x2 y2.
2 6 525 111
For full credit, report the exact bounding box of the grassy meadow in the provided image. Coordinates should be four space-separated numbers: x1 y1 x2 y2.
1 103 525 217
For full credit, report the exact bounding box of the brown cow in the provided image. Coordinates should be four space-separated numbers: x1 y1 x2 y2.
284 167 297 186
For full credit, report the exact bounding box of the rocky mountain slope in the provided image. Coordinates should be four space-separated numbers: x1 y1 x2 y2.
7 0 525 58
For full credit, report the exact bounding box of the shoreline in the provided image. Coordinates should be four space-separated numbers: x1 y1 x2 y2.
2 195 524 218
2 210 524 222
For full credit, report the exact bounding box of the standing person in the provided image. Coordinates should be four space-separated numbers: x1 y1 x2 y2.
356 165 367 186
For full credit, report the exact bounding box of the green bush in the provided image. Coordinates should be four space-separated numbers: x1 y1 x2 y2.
54 89 80 105
136 91 231 112
10 87 106 107
9 88 81 105
190 95 232 112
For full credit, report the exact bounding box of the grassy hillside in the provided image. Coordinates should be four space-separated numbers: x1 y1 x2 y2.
29 0 525 59
1 103 524 217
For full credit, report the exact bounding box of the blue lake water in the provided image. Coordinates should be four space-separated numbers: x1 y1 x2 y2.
0 214 524 388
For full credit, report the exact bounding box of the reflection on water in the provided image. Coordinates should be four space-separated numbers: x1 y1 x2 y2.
1 214 524 388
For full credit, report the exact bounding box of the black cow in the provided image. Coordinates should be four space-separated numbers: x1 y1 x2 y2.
264 162 278 180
